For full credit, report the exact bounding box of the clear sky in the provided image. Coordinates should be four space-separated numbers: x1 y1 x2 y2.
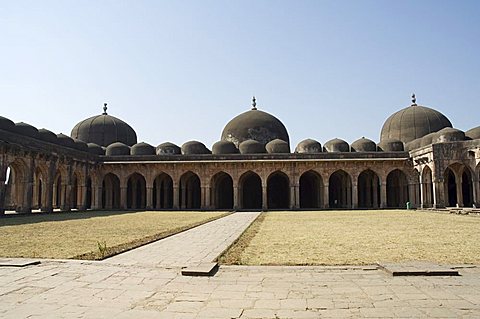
1 0 479 149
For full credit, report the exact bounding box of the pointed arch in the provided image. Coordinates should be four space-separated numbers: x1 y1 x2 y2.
179 171 201 209
444 167 457 207
239 171 262 210
299 170 323 209
461 167 473 207
153 173 173 209
421 166 434 208
329 170 352 208
102 173 120 209
211 172 233 210
267 171 290 209
386 169 409 208
127 173 146 209
357 169 380 208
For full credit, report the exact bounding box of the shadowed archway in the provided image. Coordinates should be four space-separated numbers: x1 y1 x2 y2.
239 171 262 210
267 171 290 209
211 172 233 210
386 169 409 208
127 173 146 209
357 169 380 208
153 173 173 209
329 170 352 208
299 170 323 209
102 173 120 209
179 172 201 209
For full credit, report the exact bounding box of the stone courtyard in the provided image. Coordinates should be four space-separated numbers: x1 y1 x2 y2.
1 213 479 318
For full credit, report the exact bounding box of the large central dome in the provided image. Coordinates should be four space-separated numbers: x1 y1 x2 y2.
71 104 137 147
380 96 452 144
221 98 289 147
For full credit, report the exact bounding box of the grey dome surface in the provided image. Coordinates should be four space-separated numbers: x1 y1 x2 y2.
351 137 376 152
71 107 137 147
221 108 289 147
131 142 155 155
239 139 267 154
157 142 181 155
0 116 15 130
323 138 350 152
432 127 465 144
380 104 452 144
465 126 480 140
56 133 76 149
106 142 130 156
87 143 105 155
265 139 290 153
37 129 58 143
14 122 39 138
181 141 211 155
212 140 239 155
377 138 404 152
73 139 89 152
295 139 322 153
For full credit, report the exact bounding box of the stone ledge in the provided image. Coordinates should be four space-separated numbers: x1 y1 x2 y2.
0 258 41 267
181 262 219 276
378 261 460 276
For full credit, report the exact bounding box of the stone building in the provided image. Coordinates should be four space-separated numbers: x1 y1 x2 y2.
1 96 479 214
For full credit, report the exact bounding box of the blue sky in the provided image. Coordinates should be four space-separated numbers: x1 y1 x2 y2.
1 1 479 148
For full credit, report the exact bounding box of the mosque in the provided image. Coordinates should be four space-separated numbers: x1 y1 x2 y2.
0 95 479 214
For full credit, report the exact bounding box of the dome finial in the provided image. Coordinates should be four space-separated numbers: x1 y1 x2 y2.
411 93 417 106
103 103 108 115
251 96 257 110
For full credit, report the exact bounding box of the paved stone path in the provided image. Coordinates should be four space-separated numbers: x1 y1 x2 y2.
0 210 479 318
105 212 260 268
0 261 479 318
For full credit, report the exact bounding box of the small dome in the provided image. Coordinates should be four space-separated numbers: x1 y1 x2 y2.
131 142 155 155
466 126 480 140
0 116 15 131
73 139 89 152
37 129 58 143
14 122 39 138
87 143 105 155
181 141 211 155
71 105 137 147
157 142 182 155
156 142 181 155
239 139 266 154
377 138 404 152
265 139 290 153
106 142 130 156
433 127 465 144
419 132 436 147
405 138 422 151
221 100 289 147
212 140 239 155
56 133 76 149
295 139 322 153
380 100 452 144
351 137 376 152
323 138 350 152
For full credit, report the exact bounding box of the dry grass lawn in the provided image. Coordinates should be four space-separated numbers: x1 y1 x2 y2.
219 210 480 265
0 211 228 260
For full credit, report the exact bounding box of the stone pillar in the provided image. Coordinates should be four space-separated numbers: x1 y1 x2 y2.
289 185 295 209
120 186 128 210
351 181 358 209
380 181 387 208
432 178 445 208
323 182 329 209
408 183 417 208
233 185 239 211
22 156 35 213
61 164 73 212
372 180 379 208
173 183 179 210
202 185 211 210
42 160 56 213
472 174 479 207
455 174 464 207
294 183 300 209
0 162 6 215
93 184 103 210
146 186 153 210
419 173 425 209
262 183 267 211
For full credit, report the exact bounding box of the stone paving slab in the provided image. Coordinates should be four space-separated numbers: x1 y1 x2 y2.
0 258 41 267
0 261 479 318
181 263 219 277
104 212 260 268
379 261 460 276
